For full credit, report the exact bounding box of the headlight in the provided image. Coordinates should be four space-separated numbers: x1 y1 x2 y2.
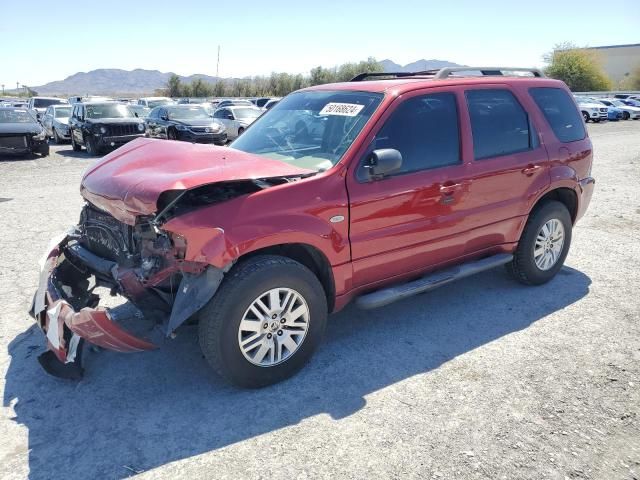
137 123 145 132
210 122 223 133
32 129 47 140
99 126 107 134
175 125 188 131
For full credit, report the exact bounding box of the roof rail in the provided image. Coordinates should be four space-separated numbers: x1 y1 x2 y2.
350 67 545 82
433 67 545 79
350 71 438 82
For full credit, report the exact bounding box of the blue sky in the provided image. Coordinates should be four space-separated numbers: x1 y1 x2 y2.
1 0 638 87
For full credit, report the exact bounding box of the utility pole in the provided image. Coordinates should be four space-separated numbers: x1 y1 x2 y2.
1 84 4 96
216 45 220 78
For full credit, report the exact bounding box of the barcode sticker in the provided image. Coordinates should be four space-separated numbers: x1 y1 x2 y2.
319 102 364 117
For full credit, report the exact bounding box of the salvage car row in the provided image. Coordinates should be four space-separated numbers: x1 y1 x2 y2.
0 95 279 157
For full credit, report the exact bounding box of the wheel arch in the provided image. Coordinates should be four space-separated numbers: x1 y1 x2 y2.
240 243 336 312
531 187 578 223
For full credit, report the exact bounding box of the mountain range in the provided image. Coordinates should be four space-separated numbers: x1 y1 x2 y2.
21 59 463 96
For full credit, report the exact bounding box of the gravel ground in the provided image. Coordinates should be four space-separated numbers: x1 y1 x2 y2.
1 121 639 480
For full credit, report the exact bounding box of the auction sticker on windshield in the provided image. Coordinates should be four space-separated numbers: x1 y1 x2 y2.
319 102 365 117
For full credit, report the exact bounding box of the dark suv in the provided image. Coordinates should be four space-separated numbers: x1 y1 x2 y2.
32 67 595 387
69 102 146 155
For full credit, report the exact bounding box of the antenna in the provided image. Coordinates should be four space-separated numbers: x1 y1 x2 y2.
216 45 220 78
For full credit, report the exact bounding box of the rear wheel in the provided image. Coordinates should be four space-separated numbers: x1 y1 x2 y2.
623 111 630 120
507 201 572 285
198 255 327 388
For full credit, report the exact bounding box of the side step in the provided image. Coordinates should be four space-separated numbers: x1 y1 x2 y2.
355 253 513 310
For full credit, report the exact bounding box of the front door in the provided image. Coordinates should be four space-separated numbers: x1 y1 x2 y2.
347 88 475 288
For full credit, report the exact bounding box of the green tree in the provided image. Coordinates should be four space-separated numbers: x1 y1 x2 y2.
166 74 182 98
544 43 612 91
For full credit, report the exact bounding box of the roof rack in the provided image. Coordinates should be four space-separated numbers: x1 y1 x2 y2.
350 67 545 82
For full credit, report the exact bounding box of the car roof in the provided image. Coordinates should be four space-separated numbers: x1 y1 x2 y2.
302 76 567 95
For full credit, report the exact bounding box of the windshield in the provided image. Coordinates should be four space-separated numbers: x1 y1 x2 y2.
168 106 210 120
85 104 134 119
609 100 624 107
147 99 173 108
233 107 262 120
54 107 71 118
0 109 35 123
33 98 66 108
231 90 383 171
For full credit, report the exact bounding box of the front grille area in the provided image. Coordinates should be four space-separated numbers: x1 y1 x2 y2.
0 135 28 149
79 204 136 264
106 123 140 136
189 126 211 133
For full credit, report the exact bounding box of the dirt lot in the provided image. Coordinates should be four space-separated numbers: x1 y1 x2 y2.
1 121 639 480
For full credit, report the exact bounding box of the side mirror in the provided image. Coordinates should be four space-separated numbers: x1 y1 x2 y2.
364 149 402 179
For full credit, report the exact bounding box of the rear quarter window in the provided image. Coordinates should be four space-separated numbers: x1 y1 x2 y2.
529 87 586 143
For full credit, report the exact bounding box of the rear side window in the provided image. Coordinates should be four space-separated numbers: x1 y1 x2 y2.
466 89 532 160
371 92 461 175
529 87 586 143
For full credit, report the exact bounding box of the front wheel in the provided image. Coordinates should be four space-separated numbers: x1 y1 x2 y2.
71 132 81 151
85 135 100 156
582 112 589 123
507 200 572 285
198 255 327 388
623 111 630 120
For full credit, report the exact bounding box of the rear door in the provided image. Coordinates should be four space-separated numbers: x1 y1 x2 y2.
347 87 476 287
459 85 550 254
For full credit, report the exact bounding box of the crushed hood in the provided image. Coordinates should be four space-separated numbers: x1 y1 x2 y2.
80 137 313 224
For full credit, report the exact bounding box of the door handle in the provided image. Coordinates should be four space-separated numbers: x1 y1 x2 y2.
439 182 463 195
522 164 542 176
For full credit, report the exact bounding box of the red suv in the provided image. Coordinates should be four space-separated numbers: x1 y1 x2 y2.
32 67 595 387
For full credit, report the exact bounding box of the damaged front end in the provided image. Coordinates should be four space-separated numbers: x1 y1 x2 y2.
31 202 229 379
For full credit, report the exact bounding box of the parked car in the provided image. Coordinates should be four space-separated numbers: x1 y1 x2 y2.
145 104 227 145
27 96 68 120
137 97 175 108
0 107 49 157
263 98 281 110
598 98 640 120
68 96 113 104
216 99 254 108
212 105 262 139
31 67 595 387
620 99 640 108
588 99 623 121
40 104 73 143
177 97 208 105
613 94 640 101
68 102 145 155
574 96 607 122
254 97 272 108
128 104 151 119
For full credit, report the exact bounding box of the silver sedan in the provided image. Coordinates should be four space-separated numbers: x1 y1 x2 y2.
40 104 73 143
212 105 262 140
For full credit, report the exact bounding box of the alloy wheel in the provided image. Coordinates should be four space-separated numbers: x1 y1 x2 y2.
237 287 310 367
533 219 565 271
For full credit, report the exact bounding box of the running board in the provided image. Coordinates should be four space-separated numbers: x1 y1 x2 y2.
356 253 513 310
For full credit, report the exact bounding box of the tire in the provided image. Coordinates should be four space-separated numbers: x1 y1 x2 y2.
582 111 589 123
167 128 177 140
52 128 61 144
84 135 100 156
507 200 572 286
38 143 50 157
198 255 328 388
71 132 81 152
237 127 245 136
623 111 630 120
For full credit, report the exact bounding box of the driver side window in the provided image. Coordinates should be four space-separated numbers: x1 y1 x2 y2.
371 92 461 175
